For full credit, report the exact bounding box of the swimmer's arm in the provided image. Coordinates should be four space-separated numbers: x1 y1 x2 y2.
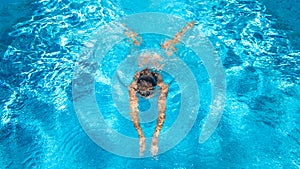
129 80 144 139
151 74 168 156
153 74 169 138
129 79 146 156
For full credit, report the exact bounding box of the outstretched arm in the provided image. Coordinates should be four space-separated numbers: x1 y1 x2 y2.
128 73 145 156
151 73 169 156
153 74 168 137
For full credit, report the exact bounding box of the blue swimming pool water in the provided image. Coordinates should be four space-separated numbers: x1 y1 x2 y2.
0 0 299 168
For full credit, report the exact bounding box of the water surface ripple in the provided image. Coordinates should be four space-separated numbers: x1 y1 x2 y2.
0 0 299 168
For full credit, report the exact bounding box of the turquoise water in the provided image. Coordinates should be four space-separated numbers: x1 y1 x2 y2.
0 0 299 168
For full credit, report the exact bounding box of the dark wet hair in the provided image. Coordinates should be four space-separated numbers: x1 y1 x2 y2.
137 90 153 97
137 74 157 87
136 70 158 97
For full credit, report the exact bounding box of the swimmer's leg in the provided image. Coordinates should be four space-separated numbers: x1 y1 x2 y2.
161 21 195 56
151 74 169 156
123 24 142 46
129 80 145 156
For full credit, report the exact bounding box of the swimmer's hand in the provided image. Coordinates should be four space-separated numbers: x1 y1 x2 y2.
139 136 146 157
151 136 158 157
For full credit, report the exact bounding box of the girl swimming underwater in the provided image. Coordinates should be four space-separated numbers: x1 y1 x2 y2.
125 21 194 156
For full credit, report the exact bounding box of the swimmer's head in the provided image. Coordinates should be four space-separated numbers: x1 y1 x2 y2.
137 69 157 98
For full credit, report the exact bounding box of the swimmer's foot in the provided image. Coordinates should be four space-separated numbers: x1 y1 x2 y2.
139 136 146 156
151 136 159 157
